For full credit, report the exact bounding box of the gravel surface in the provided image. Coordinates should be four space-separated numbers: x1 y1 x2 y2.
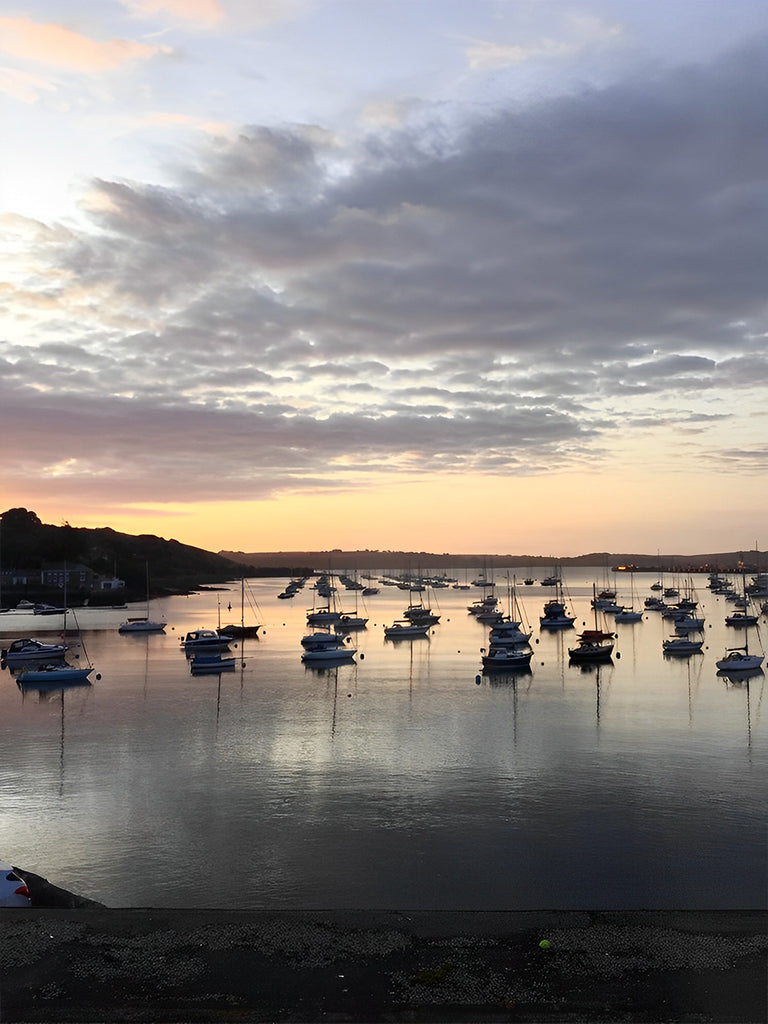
1 900 765 1022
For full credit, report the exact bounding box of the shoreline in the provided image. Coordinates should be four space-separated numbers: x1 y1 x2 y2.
4 872 767 1022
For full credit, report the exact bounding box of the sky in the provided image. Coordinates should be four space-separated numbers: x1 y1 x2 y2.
2 0 768 558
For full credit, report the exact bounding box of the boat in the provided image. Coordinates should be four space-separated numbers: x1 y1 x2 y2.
403 590 440 626
217 577 262 637
300 631 356 662
181 629 231 652
540 599 576 629
662 636 704 655
673 613 705 633
613 606 643 622
1 637 68 662
383 620 431 638
467 595 499 618
523 578 535 586
190 653 237 673
334 577 369 630
306 606 342 626
488 620 531 646
488 576 533 645
17 599 95 682
539 579 576 629
612 572 643 621
335 613 369 631
33 603 66 615
715 646 764 672
118 562 166 633
403 606 440 626
302 626 349 647
16 661 93 683
725 610 760 627
568 585 614 661
568 628 615 662
118 616 166 633
481 645 533 671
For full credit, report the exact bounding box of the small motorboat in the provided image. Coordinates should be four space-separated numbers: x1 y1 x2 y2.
33 604 66 616
300 632 356 661
2 638 68 662
724 611 760 627
190 653 237 674
119 618 166 633
715 647 764 672
181 629 231 652
383 620 430 639
481 645 533 671
662 636 703 655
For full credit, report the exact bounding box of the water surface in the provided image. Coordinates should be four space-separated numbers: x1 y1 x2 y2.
1 569 765 909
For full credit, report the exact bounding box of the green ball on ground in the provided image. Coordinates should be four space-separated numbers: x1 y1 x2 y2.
539 939 551 949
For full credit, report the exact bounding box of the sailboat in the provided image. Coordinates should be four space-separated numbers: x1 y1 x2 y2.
716 614 764 672
306 573 342 626
613 572 643 622
488 576 532 646
17 596 94 684
402 586 439 627
218 577 262 638
118 563 166 633
724 574 759 627
568 586 615 662
716 638 764 673
301 629 357 661
539 577 575 629
335 572 369 630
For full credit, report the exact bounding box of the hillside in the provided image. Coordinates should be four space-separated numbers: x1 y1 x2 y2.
0 508 262 602
218 548 765 573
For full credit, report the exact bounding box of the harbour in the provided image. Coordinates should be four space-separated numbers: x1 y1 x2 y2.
1 568 765 912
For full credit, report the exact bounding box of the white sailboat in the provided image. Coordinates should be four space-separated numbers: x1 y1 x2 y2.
18 595 94 684
716 615 764 672
118 563 166 633
613 572 643 622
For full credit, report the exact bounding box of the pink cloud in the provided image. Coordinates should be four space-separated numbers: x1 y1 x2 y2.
0 16 171 71
123 0 225 25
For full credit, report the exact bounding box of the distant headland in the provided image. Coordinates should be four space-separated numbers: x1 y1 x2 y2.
219 548 765 575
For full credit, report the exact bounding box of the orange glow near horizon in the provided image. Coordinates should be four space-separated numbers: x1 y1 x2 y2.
7 466 767 559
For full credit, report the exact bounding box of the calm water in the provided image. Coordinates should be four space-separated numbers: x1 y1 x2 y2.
1 569 765 910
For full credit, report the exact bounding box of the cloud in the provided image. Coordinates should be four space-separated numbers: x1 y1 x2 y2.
120 0 307 30
0 15 172 71
465 12 623 70
3 38 768 505
0 65 55 103
121 0 225 26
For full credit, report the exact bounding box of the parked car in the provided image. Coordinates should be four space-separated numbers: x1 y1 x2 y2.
0 863 31 907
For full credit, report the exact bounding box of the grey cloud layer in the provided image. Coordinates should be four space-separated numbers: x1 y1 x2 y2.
4 40 768 499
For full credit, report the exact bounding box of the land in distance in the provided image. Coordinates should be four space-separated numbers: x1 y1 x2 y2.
220 548 766 574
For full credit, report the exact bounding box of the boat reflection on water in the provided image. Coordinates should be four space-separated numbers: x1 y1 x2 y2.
717 667 764 685
718 667 764 756
16 677 92 698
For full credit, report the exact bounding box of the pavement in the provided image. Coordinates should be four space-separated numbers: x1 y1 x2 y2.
1 871 766 1022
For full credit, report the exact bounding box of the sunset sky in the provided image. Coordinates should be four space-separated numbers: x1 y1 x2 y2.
3 1 768 557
